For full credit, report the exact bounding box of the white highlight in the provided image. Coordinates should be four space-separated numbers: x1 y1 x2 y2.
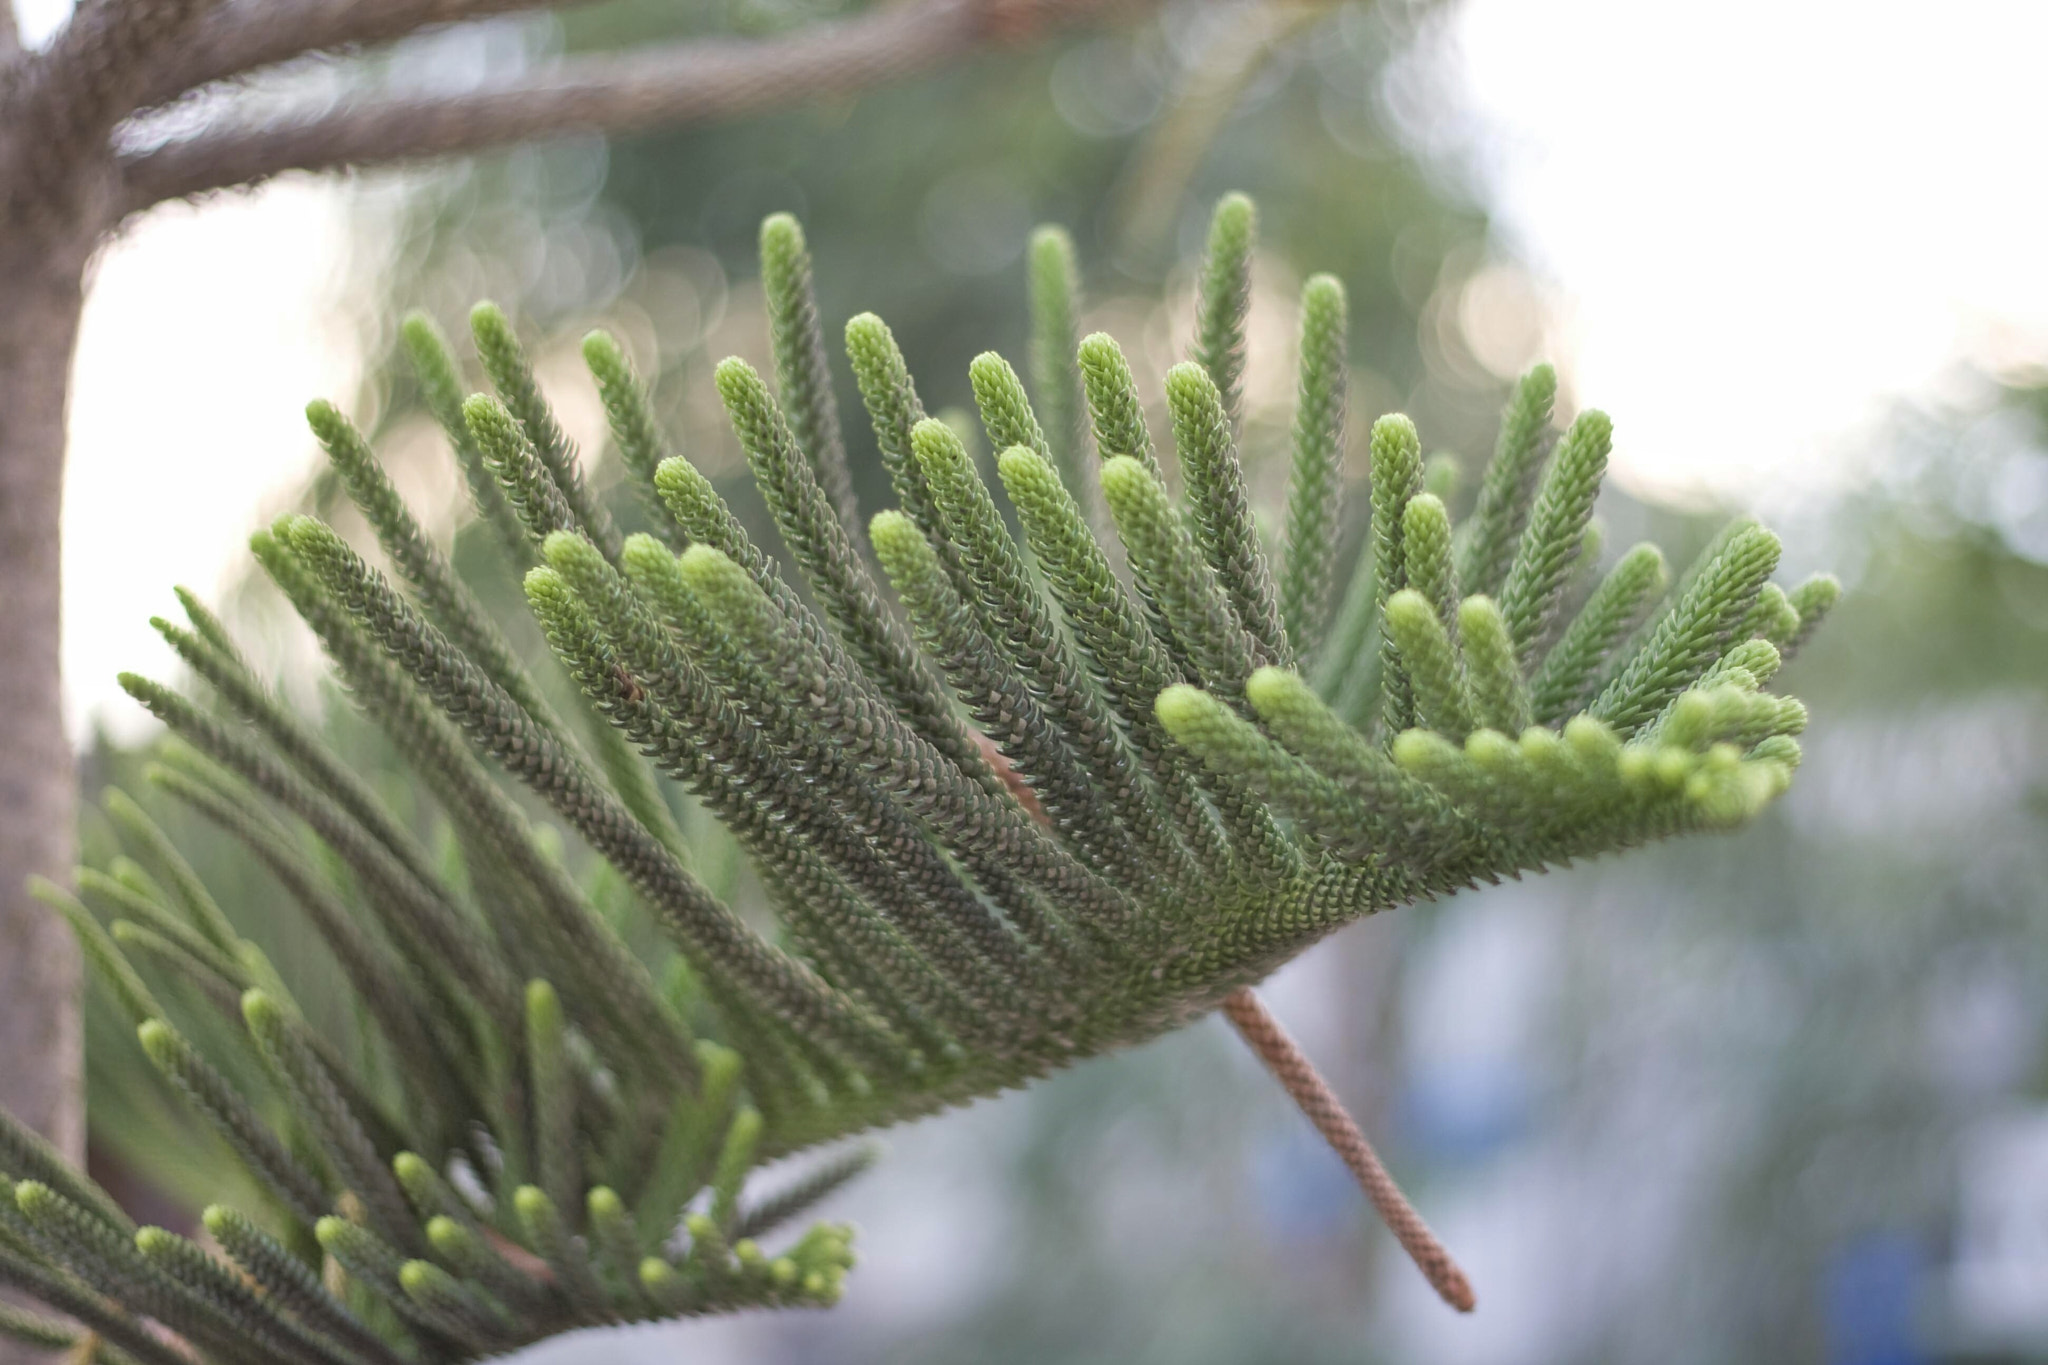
1433 0 2048 501
63 185 367 740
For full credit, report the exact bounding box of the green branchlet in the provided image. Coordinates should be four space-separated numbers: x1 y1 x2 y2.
1192 192 1256 436
1280 273 1349 662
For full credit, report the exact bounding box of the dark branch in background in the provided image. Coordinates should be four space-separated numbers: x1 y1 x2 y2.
119 0 1135 210
0 0 20 64
8 0 226 217
1112 1 1326 255
136 0 567 109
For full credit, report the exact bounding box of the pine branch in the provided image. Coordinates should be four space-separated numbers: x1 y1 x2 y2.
1078 332 1162 479
1025 226 1098 528
1368 414 1424 732
1191 192 1254 439
1169 361 1287 666
402 313 533 568
472 304 624 562
1498 411 1612 667
277 515 892 1072
1529 542 1667 723
138 1019 334 1227
730 1144 876 1241
1456 363 1557 596
911 412 1180 887
6 191 1836 1358
1280 274 1348 662
761 214 858 542
204 1205 407 1365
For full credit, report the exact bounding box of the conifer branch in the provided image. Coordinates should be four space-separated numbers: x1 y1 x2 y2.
1169 361 1287 666
1026 227 1099 529
1191 193 1255 439
4 192 1833 1358
762 214 858 542
1280 274 1348 662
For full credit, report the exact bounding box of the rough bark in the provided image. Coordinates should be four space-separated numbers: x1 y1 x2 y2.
0 84 107 1338
0 215 93 1173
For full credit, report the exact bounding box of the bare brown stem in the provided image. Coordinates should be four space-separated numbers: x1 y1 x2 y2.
138 0 567 110
1221 986 1475 1313
119 0 1141 210
0 228 89 1173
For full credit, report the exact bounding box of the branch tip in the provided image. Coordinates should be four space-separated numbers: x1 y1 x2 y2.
1221 987 1475 1313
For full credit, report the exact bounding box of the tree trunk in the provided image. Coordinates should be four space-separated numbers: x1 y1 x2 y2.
0 147 101 1353
0 219 93 1169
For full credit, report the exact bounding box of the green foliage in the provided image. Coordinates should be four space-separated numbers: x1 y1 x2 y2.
759 214 859 540
1170 361 1288 666
1278 274 1349 661
3 194 1827 1363
1192 193 1257 438
1026 226 1096 529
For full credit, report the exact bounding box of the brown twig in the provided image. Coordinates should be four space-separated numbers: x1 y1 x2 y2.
978 727 1467 1307
1220 986 1475 1313
117 0 1143 210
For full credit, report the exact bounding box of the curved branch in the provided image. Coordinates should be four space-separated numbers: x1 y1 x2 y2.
136 0 566 111
119 0 1136 211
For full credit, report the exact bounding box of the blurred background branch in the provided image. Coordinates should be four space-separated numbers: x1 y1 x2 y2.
121 0 1150 207
137 0 581 107
1111 0 1329 258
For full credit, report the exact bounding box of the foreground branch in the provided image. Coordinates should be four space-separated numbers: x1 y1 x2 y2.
120 0 1130 210
1221 987 1476 1313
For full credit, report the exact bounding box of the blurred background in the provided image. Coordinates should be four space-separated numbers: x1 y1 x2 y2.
26 0 2048 1360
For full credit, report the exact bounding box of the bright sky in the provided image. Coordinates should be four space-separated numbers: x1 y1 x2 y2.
1435 0 2048 504
47 0 2048 736
64 186 368 742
